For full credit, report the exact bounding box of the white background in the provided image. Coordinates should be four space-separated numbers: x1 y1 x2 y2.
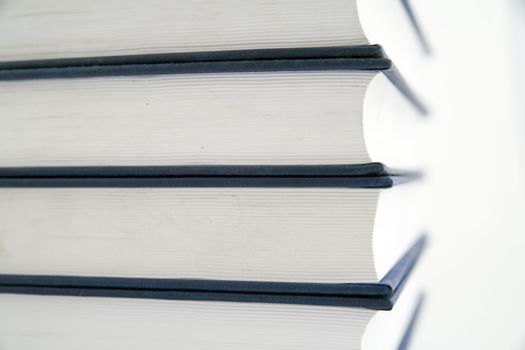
407 1 525 349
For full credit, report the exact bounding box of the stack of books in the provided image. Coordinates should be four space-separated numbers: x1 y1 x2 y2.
0 0 429 349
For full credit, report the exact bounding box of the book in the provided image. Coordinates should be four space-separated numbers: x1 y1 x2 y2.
0 175 422 291
0 0 427 68
0 232 425 308
0 59 425 172
0 282 423 350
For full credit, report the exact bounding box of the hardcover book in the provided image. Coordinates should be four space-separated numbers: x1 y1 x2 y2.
0 175 423 296
0 0 428 68
0 288 424 350
0 58 425 172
